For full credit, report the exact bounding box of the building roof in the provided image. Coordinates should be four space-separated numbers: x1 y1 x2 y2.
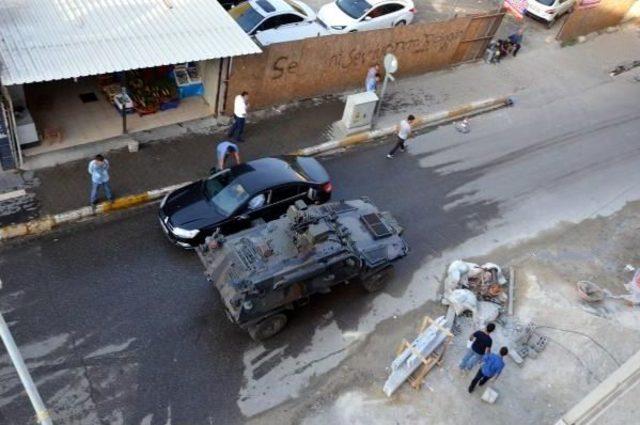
0 0 261 86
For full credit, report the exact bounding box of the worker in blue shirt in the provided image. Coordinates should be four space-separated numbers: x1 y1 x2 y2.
468 346 508 393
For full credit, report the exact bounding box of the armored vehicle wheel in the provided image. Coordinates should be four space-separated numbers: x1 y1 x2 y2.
362 266 394 293
248 314 288 341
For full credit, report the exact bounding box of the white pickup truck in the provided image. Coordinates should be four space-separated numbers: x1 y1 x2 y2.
254 21 330 46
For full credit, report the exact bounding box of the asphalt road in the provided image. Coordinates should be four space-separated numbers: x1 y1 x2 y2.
0 131 496 424
1 35 640 425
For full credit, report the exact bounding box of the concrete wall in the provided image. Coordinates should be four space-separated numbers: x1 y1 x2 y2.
225 12 503 111
557 0 636 41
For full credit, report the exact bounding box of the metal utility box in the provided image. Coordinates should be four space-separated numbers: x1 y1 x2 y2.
340 91 378 134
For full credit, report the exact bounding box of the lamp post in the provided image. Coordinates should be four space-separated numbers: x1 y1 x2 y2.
121 72 128 134
374 53 398 122
0 280 53 425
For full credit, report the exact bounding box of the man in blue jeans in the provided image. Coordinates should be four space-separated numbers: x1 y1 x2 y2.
88 154 113 205
459 323 495 373
468 347 508 393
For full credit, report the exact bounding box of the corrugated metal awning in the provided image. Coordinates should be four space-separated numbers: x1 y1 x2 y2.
0 0 261 86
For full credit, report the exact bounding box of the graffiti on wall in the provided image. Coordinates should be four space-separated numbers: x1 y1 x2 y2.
267 27 466 80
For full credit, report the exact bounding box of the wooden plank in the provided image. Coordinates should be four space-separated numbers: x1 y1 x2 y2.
508 267 515 316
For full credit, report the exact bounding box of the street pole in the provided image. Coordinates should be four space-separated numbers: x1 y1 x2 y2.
121 72 128 134
374 73 394 122
0 286 53 425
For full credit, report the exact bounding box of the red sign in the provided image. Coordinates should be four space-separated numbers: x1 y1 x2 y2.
503 0 527 19
579 0 601 8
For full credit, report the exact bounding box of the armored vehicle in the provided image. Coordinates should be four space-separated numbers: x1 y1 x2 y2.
196 198 409 340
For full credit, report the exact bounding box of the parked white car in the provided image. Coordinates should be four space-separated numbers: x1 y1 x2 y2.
317 0 415 34
254 21 330 45
526 0 576 27
230 0 316 35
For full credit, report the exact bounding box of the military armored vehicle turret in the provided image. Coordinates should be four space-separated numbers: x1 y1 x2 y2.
196 198 409 340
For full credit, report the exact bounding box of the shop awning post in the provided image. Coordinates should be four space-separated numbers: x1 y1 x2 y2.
0 281 53 425
121 72 127 134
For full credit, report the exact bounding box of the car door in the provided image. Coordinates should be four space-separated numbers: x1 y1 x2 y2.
358 3 401 31
262 184 307 221
274 13 305 28
254 13 303 33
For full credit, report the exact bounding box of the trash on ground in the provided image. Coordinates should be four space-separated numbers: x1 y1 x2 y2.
481 387 499 404
455 118 471 134
383 315 453 397
576 280 605 302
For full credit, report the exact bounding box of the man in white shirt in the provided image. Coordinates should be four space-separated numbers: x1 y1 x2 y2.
227 91 249 142
387 115 416 159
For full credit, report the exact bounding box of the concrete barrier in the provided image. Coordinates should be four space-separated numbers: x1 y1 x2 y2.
0 96 513 242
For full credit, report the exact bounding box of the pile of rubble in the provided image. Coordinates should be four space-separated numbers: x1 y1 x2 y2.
442 260 510 328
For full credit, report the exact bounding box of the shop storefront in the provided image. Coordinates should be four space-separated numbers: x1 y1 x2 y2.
0 0 259 169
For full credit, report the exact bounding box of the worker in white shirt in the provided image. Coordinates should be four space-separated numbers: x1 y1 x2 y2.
227 91 249 142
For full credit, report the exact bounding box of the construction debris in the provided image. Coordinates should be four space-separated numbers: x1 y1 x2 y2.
383 316 453 397
481 387 499 404
511 321 548 363
442 260 510 324
508 267 516 315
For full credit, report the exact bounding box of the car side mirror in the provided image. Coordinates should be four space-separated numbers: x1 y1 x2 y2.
364 16 372 21
237 214 250 221
307 188 318 201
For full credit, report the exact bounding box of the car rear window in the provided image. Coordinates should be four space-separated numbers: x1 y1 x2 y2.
336 0 372 19
534 0 555 5
230 2 265 32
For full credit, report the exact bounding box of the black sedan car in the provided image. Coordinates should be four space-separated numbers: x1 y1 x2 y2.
159 156 331 248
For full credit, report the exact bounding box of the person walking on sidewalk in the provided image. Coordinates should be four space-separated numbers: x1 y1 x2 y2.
88 154 113 205
228 91 249 142
468 347 508 393
386 115 416 159
216 141 241 171
459 323 495 372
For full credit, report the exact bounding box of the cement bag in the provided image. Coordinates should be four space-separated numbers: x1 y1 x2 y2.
475 301 501 328
444 260 480 292
447 289 478 316
481 263 507 285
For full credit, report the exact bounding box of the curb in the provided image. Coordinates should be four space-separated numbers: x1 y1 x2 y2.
293 96 513 156
0 96 513 242
0 182 189 242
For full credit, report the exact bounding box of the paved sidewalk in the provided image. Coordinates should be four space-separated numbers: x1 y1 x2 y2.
0 20 637 227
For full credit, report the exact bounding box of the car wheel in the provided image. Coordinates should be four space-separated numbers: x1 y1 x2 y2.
361 266 394 293
395 20 406 27
248 314 288 341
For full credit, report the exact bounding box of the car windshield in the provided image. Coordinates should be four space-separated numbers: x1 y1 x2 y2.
534 0 555 5
229 2 265 33
204 174 251 216
335 0 371 19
